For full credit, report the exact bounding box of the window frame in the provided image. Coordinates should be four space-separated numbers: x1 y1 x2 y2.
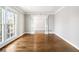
0 7 17 47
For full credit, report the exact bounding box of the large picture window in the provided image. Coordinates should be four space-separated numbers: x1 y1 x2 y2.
5 10 16 39
0 7 17 45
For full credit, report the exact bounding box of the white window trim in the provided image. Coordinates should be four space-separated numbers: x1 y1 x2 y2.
0 7 18 48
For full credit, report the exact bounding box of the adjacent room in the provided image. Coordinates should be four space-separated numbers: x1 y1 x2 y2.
0 6 79 52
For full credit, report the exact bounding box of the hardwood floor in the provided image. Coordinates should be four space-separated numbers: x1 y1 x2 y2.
0 33 79 52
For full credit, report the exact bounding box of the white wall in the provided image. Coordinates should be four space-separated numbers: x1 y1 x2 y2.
24 14 32 33
54 6 79 48
24 14 54 34
48 15 54 33
17 12 24 36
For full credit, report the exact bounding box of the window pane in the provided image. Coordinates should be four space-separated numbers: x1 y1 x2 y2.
0 8 2 42
6 10 15 39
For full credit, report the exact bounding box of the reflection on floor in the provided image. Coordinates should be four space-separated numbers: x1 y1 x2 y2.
0 33 79 52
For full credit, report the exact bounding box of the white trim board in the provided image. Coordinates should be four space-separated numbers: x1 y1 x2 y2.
54 32 79 50
25 32 54 34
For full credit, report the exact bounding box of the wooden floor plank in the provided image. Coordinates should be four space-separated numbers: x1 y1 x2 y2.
0 34 79 52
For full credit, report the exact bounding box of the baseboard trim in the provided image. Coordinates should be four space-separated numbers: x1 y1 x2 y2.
25 32 54 34
54 33 79 50
24 32 35 34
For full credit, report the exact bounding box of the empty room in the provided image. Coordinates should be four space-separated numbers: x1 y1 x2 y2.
0 6 79 52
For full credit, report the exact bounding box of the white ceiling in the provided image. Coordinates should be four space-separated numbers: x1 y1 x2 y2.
19 6 62 14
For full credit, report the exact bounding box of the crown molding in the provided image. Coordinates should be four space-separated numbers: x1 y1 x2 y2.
24 11 54 15
55 6 65 14
9 6 25 14
24 7 65 15
13 6 65 15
